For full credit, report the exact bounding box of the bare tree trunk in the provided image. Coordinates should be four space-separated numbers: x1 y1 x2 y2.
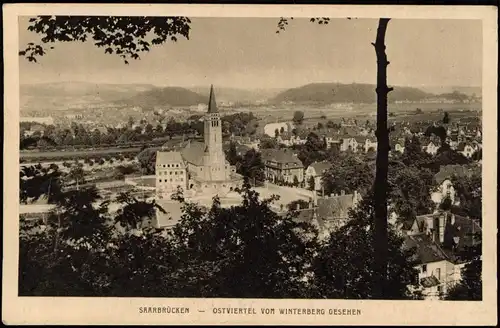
372 18 393 299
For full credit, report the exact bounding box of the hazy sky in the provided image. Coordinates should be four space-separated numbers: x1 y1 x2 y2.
19 17 482 89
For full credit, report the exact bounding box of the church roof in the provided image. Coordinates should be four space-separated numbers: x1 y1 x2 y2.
208 84 218 114
156 151 185 165
181 141 206 166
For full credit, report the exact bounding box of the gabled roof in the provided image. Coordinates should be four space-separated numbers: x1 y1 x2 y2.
317 194 356 220
434 164 478 184
156 151 185 165
181 140 206 166
403 234 450 265
261 149 303 167
308 161 333 175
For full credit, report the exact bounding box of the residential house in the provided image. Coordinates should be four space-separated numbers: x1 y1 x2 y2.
423 140 441 156
277 132 306 147
321 129 341 150
340 136 366 152
315 190 362 230
261 148 304 184
402 211 482 300
155 151 188 197
363 137 378 153
456 142 477 159
305 161 333 192
431 164 480 207
393 137 406 154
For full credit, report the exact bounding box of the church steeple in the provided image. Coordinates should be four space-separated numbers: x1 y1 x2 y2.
207 84 218 113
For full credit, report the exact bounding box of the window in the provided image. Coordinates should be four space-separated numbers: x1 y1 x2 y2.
163 164 166 168
174 171 178 175
176 164 179 167
437 285 443 294
170 178 173 182
170 171 173 175
422 264 427 273
436 268 441 280
180 178 183 181
167 164 170 168
159 179 162 182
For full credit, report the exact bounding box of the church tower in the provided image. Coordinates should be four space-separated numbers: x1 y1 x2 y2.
203 85 226 180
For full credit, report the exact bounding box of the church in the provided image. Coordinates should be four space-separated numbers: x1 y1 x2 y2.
155 85 243 199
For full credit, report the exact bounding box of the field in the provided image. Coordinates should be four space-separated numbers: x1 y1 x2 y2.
250 102 482 126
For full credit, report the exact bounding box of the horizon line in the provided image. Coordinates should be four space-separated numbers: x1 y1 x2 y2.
20 80 483 90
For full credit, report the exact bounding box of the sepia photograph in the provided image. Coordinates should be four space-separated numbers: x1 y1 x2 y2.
3 4 497 326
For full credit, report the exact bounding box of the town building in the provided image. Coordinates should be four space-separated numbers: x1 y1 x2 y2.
304 161 332 192
261 148 304 184
315 190 362 230
401 211 481 300
155 85 243 200
155 151 188 195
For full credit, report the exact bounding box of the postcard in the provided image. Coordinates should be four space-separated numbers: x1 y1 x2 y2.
2 3 497 326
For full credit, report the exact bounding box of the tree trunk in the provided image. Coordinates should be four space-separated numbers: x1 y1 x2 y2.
372 18 393 299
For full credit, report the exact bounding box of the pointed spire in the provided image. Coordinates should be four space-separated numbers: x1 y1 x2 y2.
207 84 218 113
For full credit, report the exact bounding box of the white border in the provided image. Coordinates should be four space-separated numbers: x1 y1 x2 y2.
3 4 498 325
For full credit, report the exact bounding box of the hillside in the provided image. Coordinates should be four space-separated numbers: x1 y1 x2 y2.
270 83 432 104
117 87 207 108
417 86 482 97
20 82 155 112
189 86 285 103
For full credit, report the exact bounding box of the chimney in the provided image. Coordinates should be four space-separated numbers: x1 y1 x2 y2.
439 212 446 244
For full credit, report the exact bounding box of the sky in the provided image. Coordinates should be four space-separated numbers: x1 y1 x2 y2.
18 17 482 89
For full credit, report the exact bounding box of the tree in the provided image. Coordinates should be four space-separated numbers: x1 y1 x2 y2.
68 165 86 188
388 164 435 220
274 128 280 138
20 16 191 64
308 176 316 191
20 165 64 204
280 127 285 134
238 149 265 187
292 175 300 187
322 154 374 196
114 192 166 231
445 259 482 300
225 142 241 166
443 111 450 124
310 193 421 299
293 111 305 125
168 182 318 298
137 148 157 175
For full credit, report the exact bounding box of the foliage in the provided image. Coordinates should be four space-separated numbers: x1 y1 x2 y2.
445 259 482 301
308 175 315 191
20 16 191 64
167 182 319 298
322 154 374 195
237 149 265 187
310 194 421 299
20 164 64 204
388 162 435 220
450 171 482 222
137 148 157 175
293 110 305 125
